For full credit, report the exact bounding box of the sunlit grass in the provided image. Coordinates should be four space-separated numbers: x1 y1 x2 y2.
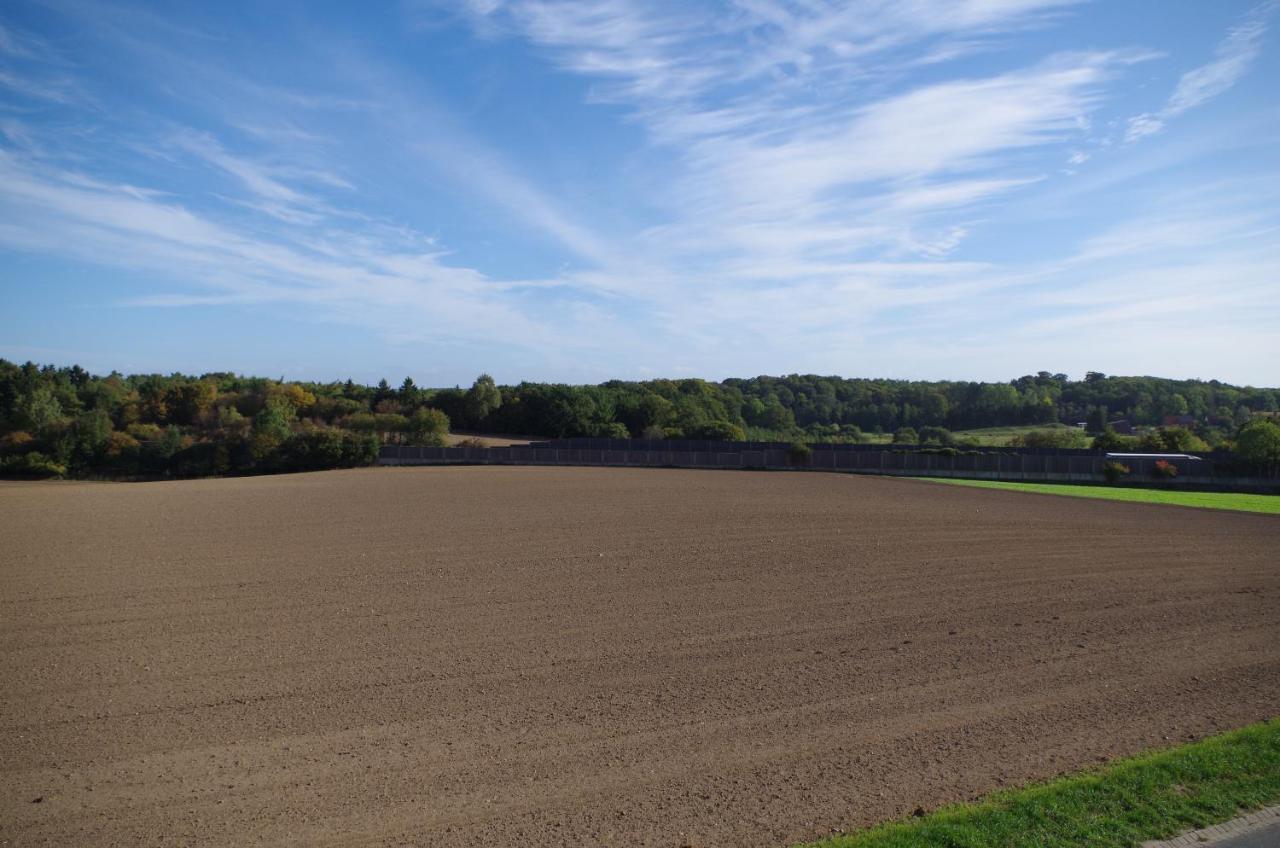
916 478 1280 514
798 719 1280 848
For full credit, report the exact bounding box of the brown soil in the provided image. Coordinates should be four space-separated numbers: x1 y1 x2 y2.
2 468 1277 847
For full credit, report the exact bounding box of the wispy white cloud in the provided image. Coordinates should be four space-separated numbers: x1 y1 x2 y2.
0 18 88 105
0 68 80 104
440 0 1140 315
411 131 620 267
174 132 314 206
440 1 1277 384
477 0 1082 111
1126 3 1273 142
2 0 1277 383
0 21 57 61
0 147 567 351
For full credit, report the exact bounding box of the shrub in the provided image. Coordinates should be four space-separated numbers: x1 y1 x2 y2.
406 407 449 446
127 422 164 441
1013 428 1089 449
918 425 954 446
217 405 248 433
14 385 63 432
453 437 488 448
104 430 140 457
892 427 918 444
0 430 35 453
0 451 67 478
686 420 746 441
169 440 230 477
346 412 411 437
72 409 112 458
1138 426 1208 453
40 419 75 466
1153 459 1178 478
788 441 812 465
271 430 379 471
248 430 282 463
1092 428 1138 451
141 425 186 471
1235 419 1280 465
1102 461 1130 483
341 412 376 432
252 400 294 443
373 413 410 433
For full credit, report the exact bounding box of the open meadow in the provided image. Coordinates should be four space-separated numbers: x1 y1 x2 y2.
2 467 1278 846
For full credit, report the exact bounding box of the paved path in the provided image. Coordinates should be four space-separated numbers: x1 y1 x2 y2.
1142 806 1280 848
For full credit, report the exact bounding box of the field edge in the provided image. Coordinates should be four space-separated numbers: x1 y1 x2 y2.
795 719 1280 848
910 477 1280 515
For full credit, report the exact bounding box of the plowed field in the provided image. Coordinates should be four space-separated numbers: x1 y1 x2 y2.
2 467 1277 846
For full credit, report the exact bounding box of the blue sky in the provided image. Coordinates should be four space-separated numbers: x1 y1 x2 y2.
1 1 1277 386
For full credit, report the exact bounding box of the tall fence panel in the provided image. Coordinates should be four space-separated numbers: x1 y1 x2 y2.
377 444 1277 490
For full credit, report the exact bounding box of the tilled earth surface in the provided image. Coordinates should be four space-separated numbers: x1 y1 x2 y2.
2 467 1277 847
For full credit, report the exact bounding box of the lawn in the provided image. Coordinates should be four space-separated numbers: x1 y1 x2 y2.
798 719 1280 848
916 478 1280 515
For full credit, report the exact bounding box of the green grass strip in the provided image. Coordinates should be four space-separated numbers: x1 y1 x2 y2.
914 478 1280 514
797 719 1280 848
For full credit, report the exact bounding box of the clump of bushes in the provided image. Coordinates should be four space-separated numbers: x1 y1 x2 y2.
788 441 812 465
802 422 863 444
1010 428 1090 449
892 446 988 457
918 426 954 446
271 430 380 471
1153 459 1178 479
405 407 449 446
686 420 747 441
0 430 36 452
1235 419 1280 465
0 450 67 478
902 446 962 457
1102 461 1130 483
1138 426 1208 453
1092 427 1138 451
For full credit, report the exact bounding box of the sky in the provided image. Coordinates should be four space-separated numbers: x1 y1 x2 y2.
0 0 1278 387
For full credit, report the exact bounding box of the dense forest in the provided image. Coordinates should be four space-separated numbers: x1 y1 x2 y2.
2 359 1278 478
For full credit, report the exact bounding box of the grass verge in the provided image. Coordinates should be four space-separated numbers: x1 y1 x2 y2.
798 719 1280 848
915 478 1280 515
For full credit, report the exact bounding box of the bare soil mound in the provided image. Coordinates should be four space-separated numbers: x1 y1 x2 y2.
2 468 1277 846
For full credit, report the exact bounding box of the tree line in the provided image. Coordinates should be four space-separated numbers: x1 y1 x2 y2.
2 360 1278 478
